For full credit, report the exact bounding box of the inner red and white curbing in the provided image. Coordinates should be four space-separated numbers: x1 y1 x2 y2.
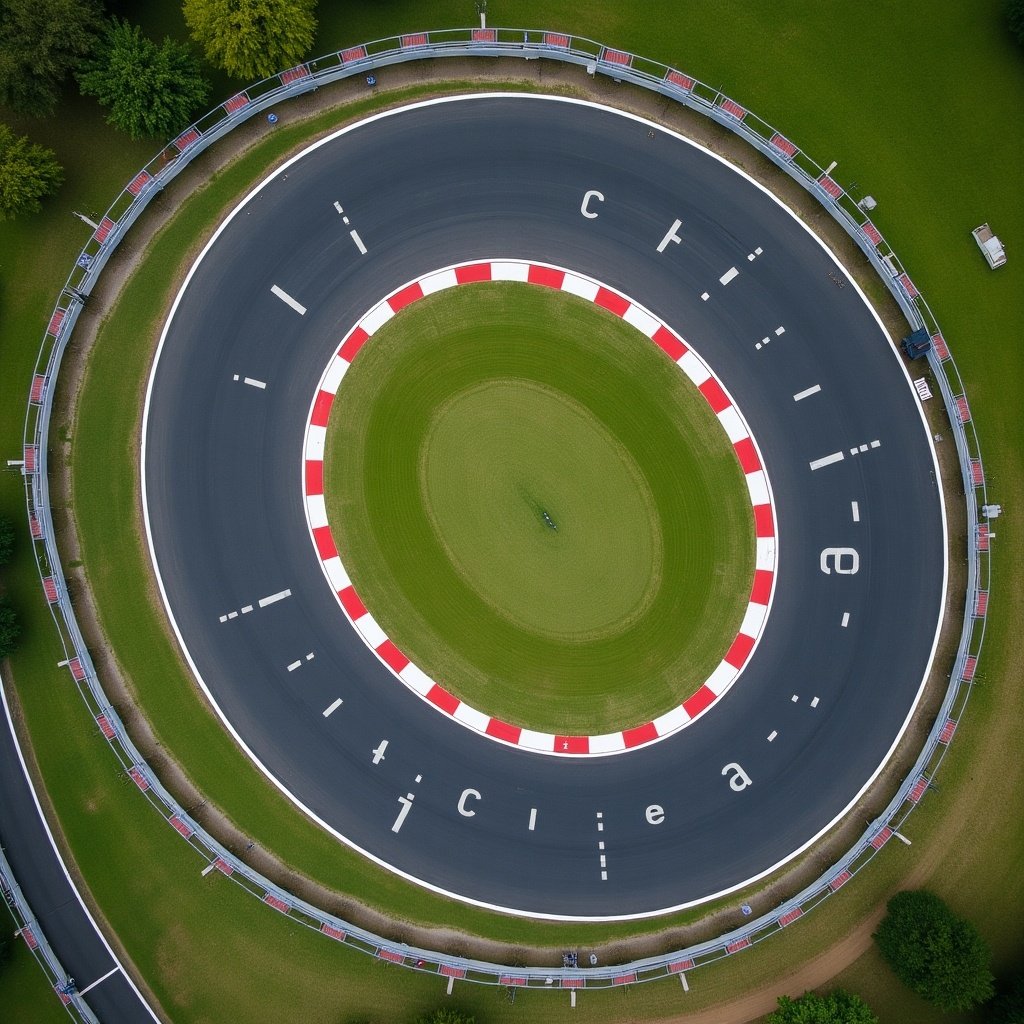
302 259 778 757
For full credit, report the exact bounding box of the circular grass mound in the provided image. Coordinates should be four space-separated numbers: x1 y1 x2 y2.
325 282 753 735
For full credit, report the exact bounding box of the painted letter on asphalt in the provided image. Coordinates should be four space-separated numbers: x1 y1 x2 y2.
722 763 753 792
580 189 605 219
820 547 860 575
657 218 684 253
645 804 665 825
457 788 482 817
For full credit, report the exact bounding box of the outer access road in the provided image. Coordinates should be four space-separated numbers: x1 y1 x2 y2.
142 95 946 920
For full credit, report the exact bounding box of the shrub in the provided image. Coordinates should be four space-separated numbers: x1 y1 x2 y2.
874 890 994 1011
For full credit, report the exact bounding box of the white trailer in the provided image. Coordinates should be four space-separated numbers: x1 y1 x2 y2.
972 223 1006 269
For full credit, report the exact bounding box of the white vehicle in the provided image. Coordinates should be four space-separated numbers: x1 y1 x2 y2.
972 223 1006 269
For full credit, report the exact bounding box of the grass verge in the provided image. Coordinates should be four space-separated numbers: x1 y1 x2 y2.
325 283 751 734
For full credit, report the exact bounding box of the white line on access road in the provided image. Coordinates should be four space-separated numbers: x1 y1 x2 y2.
79 966 121 996
809 450 845 471
270 284 307 315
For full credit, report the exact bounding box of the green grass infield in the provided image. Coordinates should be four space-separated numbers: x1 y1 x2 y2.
325 282 753 735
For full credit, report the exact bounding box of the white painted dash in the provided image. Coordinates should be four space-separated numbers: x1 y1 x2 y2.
774 326 785 336
700 291 710 301
851 501 860 522
811 697 820 708
793 384 821 402
809 450 845 471
243 377 267 390
322 698 343 717
258 588 291 608
719 266 739 286
528 807 537 831
767 730 778 742
333 201 343 213
841 612 850 628
601 870 608 881
270 284 307 315
241 605 253 614
350 229 367 255
287 660 301 672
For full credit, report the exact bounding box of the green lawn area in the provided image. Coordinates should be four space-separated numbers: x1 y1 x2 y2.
0 939 72 1024
325 283 751 734
0 1 1022 1022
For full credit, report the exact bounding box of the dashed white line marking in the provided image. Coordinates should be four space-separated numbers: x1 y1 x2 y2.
270 284 307 315
774 326 785 336
793 384 822 402
343 216 350 225
528 808 537 831
218 615 227 623
415 774 422 783
372 740 388 765
755 246 763 255
600 855 607 867
227 611 238 619
791 694 799 703
850 439 882 456
811 697 820 708
870 439 881 448
243 377 266 389
810 451 845 471
79 966 120 995
349 229 367 254
232 374 239 380
287 659 301 672
719 266 739 285
333 201 343 213
700 291 710 301
597 822 604 832
258 589 291 608
767 730 778 742
322 698 343 717
601 870 608 881
241 605 253 614
598 840 605 850
305 652 314 662
841 612 851 628
851 501 861 522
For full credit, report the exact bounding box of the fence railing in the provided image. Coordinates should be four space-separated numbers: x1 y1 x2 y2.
18 27 989 994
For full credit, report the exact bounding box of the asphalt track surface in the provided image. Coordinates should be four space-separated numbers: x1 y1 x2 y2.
143 95 945 919
0 684 159 1021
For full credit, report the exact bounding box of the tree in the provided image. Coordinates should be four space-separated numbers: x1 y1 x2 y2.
0 517 13 565
0 598 20 659
0 124 63 220
769 989 877 1023
182 0 317 81
416 1011 475 1024
1008 0 1024 46
78 19 210 140
0 0 103 117
874 890 994 1011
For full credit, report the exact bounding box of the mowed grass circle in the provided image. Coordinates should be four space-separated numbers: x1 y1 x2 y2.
325 283 754 735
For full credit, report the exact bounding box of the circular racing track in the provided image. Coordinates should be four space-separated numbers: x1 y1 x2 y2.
142 95 946 920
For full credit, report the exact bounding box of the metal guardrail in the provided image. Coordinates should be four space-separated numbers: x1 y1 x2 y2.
18 27 989 994
0 783 98 1021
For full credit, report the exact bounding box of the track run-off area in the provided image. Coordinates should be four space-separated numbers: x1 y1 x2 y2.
142 95 946 921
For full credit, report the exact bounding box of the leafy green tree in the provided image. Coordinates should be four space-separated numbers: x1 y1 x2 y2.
0 598 20 658
769 989 877 1023
874 890 994 1011
78 19 210 140
182 0 317 80
0 517 14 565
989 973 1024 1024
1008 0 1024 46
416 1011 475 1024
0 0 103 116
0 124 63 220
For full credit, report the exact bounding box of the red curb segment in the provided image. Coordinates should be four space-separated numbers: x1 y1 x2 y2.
733 436 761 473
338 586 366 620
426 684 460 714
528 264 564 288
455 262 492 283
699 377 730 413
652 325 686 359
595 286 630 317
340 326 369 362
389 281 424 312
305 460 324 496
311 389 334 426
376 639 410 673
313 526 337 561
